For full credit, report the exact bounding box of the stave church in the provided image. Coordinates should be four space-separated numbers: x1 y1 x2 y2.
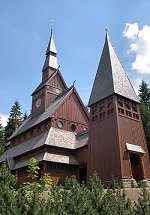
0 27 150 187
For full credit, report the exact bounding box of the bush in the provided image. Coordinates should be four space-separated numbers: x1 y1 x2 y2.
0 164 150 215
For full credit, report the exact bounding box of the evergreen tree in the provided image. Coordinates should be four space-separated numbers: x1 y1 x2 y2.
139 80 150 107
0 118 5 154
139 81 150 154
23 111 28 120
4 100 23 143
0 163 19 215
134 186 150 215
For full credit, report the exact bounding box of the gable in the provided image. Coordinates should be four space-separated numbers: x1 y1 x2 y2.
48 72 67 91
55 90 89 124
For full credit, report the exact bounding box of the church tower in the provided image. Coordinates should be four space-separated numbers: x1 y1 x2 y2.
88 30 150 187
31 28 67 118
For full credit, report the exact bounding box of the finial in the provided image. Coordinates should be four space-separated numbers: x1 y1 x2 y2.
105 26 109 33
50 19 54 37
105 26 110 41
73 80 76 87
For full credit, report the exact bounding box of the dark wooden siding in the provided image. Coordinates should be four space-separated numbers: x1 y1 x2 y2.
52 92 89 133
118 115 150 179
75 146 88 164
88 113 122 180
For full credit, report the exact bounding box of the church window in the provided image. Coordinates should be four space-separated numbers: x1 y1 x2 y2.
107 110 110 115
57 121 63 128
99 112 105 120
70 124 76 132
136 114 139 119
132 106 138 112
133 113 139 120
125 110 132 117
47 162 78 172
118 108 124 115
110 108 114 114
99 105 104 112
117 101 123 107
125 103 131 110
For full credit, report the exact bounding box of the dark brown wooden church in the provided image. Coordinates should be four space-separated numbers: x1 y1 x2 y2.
0 28 150 187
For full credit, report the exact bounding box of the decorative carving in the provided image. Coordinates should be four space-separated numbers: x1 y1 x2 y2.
91 96 114 123
117 96 139 120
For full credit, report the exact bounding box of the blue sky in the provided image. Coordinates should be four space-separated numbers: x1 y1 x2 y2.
1 0 150 125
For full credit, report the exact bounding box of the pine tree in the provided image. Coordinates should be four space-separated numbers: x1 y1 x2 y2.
4 100 23 143
0 118 5 154
23 111 28 120
139 81 150 154
134 186 150 215
139 80 150 107
0 163 19 215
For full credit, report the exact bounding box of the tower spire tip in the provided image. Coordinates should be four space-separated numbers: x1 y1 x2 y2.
105 26 110 40
105 26 109 33
50 19 54 37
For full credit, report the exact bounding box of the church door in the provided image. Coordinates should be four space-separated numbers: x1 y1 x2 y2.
130 153 143 181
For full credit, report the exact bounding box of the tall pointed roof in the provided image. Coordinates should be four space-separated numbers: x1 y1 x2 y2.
88 30 139 106
42 28 58 71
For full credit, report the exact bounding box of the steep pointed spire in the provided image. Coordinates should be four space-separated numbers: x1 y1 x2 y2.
88 29 139 106
42 27 58 71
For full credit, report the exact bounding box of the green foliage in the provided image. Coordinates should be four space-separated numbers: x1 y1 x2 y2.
139 81 150 154
27 158 40 180
0 163 19 215
23 111 28 120
45 174 134 215
24 158 53 192
134 186 150 215
0 166 150 214
40 173 53 187
139 80 150 106
0 119 5 154
4 100 23 143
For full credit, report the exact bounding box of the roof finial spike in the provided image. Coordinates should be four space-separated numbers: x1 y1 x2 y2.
73 80 76 87
105 26 110 41
50 19 54 37
105 26 109 33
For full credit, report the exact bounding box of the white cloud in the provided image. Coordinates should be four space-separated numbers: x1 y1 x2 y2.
0 114 8 127
123 23 150 74
123 23 139 40
132 78 142 95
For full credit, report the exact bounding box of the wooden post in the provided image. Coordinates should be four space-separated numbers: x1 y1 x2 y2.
140 155 146 180
128 152 133 179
